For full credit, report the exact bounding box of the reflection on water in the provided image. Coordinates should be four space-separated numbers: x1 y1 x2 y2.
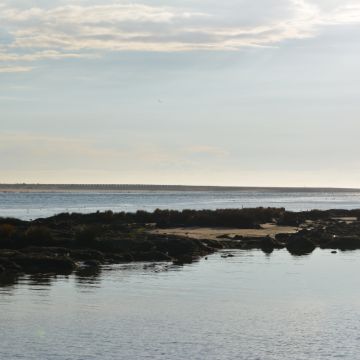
1 249 360 360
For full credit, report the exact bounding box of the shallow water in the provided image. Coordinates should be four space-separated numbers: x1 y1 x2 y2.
1 249 360 360
1 189 360 220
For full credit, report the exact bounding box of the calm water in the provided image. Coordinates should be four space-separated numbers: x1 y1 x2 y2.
1 191 360 359
1 249 360 360
1 189 360 220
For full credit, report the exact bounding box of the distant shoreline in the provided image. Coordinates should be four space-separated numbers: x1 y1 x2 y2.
0 184 359 193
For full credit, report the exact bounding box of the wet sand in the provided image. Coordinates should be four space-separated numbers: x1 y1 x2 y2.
150 223 299 240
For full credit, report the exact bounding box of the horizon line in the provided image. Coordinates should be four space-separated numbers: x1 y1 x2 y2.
0 183 359 192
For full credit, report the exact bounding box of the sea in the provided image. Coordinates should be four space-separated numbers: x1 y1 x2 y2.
1 188 360 360
1 188 360 220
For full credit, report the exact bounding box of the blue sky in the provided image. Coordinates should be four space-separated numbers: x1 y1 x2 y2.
1 0 360 186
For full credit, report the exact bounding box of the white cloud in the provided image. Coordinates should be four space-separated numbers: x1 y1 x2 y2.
0 66 32 73
0 0 360 70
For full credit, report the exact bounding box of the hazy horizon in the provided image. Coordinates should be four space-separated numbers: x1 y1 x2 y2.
1 183 360 192
1 0 360 187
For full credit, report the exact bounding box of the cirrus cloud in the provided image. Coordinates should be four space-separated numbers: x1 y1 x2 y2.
1 0 360 70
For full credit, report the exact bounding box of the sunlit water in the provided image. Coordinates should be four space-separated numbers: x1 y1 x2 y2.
1 189 360 220
1 249 360 360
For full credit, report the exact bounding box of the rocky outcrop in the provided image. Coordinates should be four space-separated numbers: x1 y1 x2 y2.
2 209 360 275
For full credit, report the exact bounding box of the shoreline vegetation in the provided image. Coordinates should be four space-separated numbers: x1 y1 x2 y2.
1 207 360 276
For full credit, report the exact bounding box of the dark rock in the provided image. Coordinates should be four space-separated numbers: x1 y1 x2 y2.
0 249 22 258
12 254 76 274
221 253 234 258
286 236 316 255
132 251 172 262
237 236 284 253
323 236 360 251
69 249 105 261
83 260 101 267
107 253 134 262
275 233 292 242
0 257 22 272
217 234 231 239
21 246 69 256
172 254 195 265
75 266 101 277
152 235 201 258
25 226 54 246
260 236 282 253
201 239 223 249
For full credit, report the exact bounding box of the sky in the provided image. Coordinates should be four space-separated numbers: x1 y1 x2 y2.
1 0 360 187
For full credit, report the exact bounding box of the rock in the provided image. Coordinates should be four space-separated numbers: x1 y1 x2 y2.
238 236 284 253
217 234 231 239
0 249 22 257
108 253 134 262
0 257 22 272
275 233 292 242
201 239 223 249
331 250 337 254
285 236 316 255
69 249 105 261
151 235 202 258
260 236 277 253
172 254 195 265
221 253 234 258
323 236 360 251
132 251 172 262
12 254 76 274
75 266 101 277
21 247 69 256
83 260 101 267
